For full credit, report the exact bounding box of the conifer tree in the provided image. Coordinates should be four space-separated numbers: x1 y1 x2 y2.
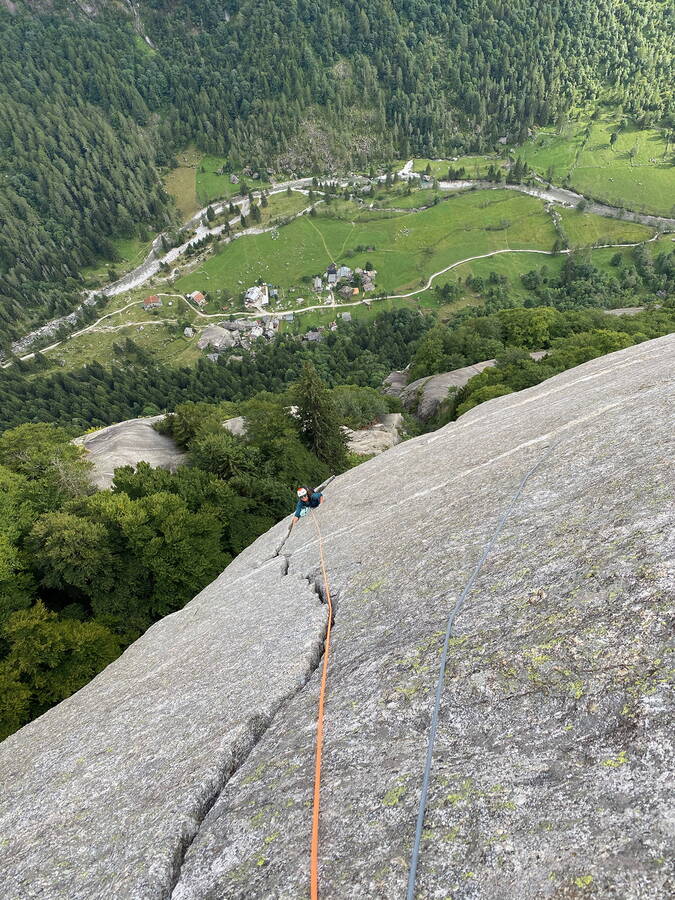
293 362 347 472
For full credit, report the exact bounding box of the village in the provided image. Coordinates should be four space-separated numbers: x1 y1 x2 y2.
241 261 377 312
140 260 377 360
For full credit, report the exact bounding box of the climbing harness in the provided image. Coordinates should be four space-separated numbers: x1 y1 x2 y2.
405 443 557 900
309 507 333 900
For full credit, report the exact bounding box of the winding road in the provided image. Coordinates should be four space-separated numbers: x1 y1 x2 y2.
8 165 675 363
5 233 665 367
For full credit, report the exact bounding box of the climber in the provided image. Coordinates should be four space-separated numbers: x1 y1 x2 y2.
290 486 324 528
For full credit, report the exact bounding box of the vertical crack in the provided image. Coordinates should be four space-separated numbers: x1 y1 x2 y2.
168 569 335 897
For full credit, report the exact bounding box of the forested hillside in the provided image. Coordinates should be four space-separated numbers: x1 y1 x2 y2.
1 0 673 338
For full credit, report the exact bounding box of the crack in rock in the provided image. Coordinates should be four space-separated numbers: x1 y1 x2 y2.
168 564 335 897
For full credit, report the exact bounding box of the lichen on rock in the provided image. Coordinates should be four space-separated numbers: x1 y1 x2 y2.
1 334 673 899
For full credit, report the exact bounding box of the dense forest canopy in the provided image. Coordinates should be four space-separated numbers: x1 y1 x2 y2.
0 0 673 336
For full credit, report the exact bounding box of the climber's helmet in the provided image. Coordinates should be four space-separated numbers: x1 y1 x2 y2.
297 487 308 498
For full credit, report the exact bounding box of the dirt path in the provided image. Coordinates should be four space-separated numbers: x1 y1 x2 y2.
4 234 662 367
9 168 674 363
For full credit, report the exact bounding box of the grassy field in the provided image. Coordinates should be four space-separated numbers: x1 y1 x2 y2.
405 104 675 218
516 123 587 179
516 106 675 217
374 187 448 209
260 190 310 223
570 116 675 217
41 233 671 373
173 190 558 300
412 156 508 179
559 209 655 247
163 148 274 220
51 186 672 374
80 232 158 288
196 156 272 206
163 147 203 219
38 318 203 375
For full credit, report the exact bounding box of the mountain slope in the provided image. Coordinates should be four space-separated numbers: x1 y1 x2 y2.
1 0 673 337
1 334 673 898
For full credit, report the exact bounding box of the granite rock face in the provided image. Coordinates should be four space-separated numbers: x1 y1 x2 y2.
343 413 404 456
399 362 496 419
2 335 674 900
382 369 409 397
223 415 247 436
196 325 236 351
74 415 187 489
398 354 549 421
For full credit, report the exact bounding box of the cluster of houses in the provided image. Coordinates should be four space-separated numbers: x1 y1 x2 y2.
145 268 373 320
313 263 377 300
196 313 289 360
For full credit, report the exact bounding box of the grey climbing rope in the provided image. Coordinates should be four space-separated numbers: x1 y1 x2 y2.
405 442 557 900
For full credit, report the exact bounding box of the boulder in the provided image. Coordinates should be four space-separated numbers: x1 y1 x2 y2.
3 335 674 900
73 416 186 489
398 354 549 421
345 413 404 456
223 416 247 436
605 307 644 317
197 325 236 351
400 361 496 420
382 369 409 397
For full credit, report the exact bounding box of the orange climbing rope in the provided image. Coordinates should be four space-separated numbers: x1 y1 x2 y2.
309 508 333 900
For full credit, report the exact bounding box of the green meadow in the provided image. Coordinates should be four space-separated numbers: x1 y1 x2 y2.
196 156 272 206
163 147 274 219
374 188 449 209
163 147 204 218
570 116 675 217
47 232 669 373
516 107 675 217
558 209 655 247
406 104 674 218
412 156 508 179
174 190 558 299
37 318 203 375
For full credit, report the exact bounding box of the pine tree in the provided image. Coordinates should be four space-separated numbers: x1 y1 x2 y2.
293 362 347 472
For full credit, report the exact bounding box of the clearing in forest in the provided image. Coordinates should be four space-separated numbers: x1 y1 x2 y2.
517 106 675 217
174 190 558 298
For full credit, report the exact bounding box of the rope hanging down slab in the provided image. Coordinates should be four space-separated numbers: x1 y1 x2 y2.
405 443 556 900
309 508 334 900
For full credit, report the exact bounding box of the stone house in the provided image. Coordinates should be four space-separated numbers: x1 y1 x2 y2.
244 284 270 308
